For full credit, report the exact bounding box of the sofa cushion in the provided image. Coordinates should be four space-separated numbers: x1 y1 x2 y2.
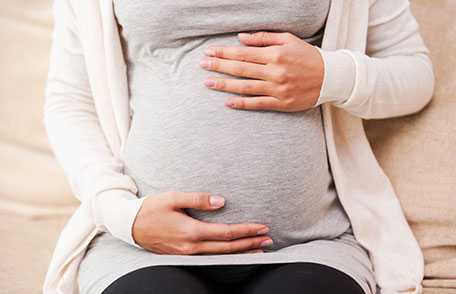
364 0 456 291
0 0 77 209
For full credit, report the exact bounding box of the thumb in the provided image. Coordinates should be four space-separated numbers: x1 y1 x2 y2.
238 31 293 47
169 192 225 210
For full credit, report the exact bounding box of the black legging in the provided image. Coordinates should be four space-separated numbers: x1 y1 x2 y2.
102 262 366 294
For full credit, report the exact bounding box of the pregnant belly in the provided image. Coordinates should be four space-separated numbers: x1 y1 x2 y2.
122 103 349 250
121 38 350 250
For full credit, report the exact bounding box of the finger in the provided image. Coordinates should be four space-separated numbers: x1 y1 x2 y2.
192 236 273 255
193 222 270 241
204 77 275 97
225 96 284 111
204 45 272 65
238 31 297 47
168 192 225 210
201 57 275 81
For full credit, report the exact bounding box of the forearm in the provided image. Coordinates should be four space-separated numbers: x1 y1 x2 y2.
316 49 434 119
44 0 143 247
314 0 435 119
43 92 144 247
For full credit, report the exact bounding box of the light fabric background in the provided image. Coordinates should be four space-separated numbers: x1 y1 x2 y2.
0 0 454 293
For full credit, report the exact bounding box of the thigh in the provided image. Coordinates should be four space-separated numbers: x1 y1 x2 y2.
102 265 217 294
237 262 366 294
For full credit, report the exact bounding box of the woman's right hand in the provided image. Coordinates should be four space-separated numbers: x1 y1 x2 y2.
132 191 272 255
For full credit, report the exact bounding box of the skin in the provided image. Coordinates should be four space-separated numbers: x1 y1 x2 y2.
133 31 324 255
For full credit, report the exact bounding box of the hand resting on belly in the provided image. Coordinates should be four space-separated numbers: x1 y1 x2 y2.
132 191 273 255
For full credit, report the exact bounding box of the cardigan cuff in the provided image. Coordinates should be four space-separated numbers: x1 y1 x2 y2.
92 189 146 248
313 48 356 107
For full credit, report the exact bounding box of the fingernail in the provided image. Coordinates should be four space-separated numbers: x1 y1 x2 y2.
260 239 273 247
225 99 235 107
210 195 225 208
200 58 211 68
204 78 216 88
257 227 270 235
204 47 216 56
238 33 251 38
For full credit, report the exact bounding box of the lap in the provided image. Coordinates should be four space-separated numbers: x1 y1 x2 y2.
102 265 216 294
236 262 366 294
101 262 366 294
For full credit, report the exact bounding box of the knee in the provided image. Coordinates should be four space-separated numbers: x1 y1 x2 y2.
245 262 365 294
279 262 364 288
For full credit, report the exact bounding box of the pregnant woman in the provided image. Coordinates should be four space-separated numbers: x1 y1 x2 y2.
78 0 377 293
42 1 434 294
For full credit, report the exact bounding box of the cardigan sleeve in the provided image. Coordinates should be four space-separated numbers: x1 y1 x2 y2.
43 0 145 248
314 0 435 120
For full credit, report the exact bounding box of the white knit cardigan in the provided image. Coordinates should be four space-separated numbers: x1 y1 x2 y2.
42 0 435 293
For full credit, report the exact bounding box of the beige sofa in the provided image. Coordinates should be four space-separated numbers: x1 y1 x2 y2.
0 1 454 293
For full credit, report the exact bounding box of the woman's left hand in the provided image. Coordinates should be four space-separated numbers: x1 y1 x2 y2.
200 31 324 112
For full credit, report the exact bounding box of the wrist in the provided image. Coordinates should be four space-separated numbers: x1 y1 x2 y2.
313 48 356 107
92 189 146 248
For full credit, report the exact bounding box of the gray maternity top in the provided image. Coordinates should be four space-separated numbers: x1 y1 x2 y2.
77 1 377 294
